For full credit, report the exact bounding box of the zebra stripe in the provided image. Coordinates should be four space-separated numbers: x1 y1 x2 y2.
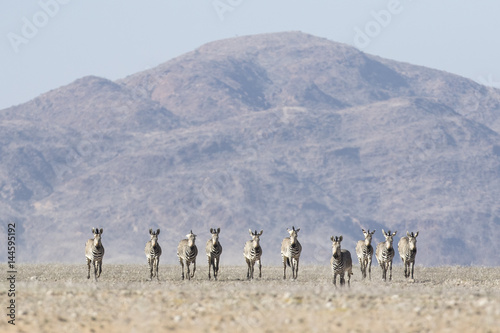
206 227 223 280
85 227 105 282
145 228 162 281
177 230 198 280
398 231 419 279
244 229 263 280
330 235 353 287
281 226 302 280
375 229 397 281
355 229 375 280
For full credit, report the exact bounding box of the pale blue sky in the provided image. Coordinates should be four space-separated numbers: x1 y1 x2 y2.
1 0 499 110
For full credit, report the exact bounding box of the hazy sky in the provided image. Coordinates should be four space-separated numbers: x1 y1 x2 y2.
1 0 500 110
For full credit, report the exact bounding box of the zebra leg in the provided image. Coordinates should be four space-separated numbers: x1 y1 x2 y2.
179 258 185 280
87 258 91 279
368 258 372 280
93 261 98 282
155 257 160 281
97 260 102 278
258 259 262 278
340 273 345 286
191 260 196 279
410 261 414 280
294 258 299 280
208 257 212 280
333 272 337 286
389 261 393 281
246 259 251 280
186 262 191 280
214 257 219 280
282 256 287 280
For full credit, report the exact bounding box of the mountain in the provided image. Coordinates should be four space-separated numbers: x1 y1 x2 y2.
1 32 500 266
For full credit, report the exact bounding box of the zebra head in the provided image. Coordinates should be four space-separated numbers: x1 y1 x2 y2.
210 227 220 245
407 231 418 251
248 229 263 247
382 229 397 249
186 230 197 247
149 228 160 248
362 229 376 246
330 235 343 259
92 228 103 247
287 226 300 245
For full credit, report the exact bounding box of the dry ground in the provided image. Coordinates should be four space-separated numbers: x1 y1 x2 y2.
1 264 499 332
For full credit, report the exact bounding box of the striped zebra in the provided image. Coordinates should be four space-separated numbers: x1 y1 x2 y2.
177 230 198 280
330 235 353 286
85 228 105 282
145 228 162 281
281 226 302 280
398 231 419 279
244 229 263 280
355 229 376 280
375 229 397 281
206 227 222 280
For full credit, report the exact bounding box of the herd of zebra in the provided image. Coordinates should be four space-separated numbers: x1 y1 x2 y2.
84 226 419 285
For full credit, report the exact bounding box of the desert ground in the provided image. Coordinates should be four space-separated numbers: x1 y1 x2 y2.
2 264 499 332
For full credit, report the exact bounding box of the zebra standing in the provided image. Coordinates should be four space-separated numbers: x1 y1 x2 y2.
85 228 105 282
206 227 222 280
398 231 419 279
145 228 162 281
177 230 198 280
355 229 376 280
330 235 353 287
375 229 397 281
281 226 302 280
244 229 263 280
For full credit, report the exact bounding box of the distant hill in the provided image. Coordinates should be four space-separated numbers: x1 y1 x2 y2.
1 31 500 266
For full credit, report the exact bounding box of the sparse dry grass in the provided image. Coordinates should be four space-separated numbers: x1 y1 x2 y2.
2 264 500 332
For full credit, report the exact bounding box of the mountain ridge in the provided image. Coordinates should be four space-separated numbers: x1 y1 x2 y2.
1 31 500 266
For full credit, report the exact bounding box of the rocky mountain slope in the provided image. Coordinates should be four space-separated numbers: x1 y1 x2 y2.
1 32 500 266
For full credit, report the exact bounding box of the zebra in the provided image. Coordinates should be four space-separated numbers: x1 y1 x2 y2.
206 227 223 280
177 230 198 280
355 229 376 280
398 231 419 279
85 228 105 282
145 228 162 281
330 235 353 287
280 226 302 280
375 229 397 281
244 229 263 280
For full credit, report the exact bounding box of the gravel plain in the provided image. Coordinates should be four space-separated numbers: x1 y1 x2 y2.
2 264 499 332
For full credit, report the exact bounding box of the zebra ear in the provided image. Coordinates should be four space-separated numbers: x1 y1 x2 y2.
296 228 300 233
330 236 334 242
210 228 213 234
156 229 160 235
339 235 343 242
371 230 376 235
393 231 397 236
248 229 253 236
258 230 263 236
92 228 95 234
382 229 386 236
415 231 419 238
149 228 153 235
217 227 220 234
99 228 103 235
407 231 411 237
